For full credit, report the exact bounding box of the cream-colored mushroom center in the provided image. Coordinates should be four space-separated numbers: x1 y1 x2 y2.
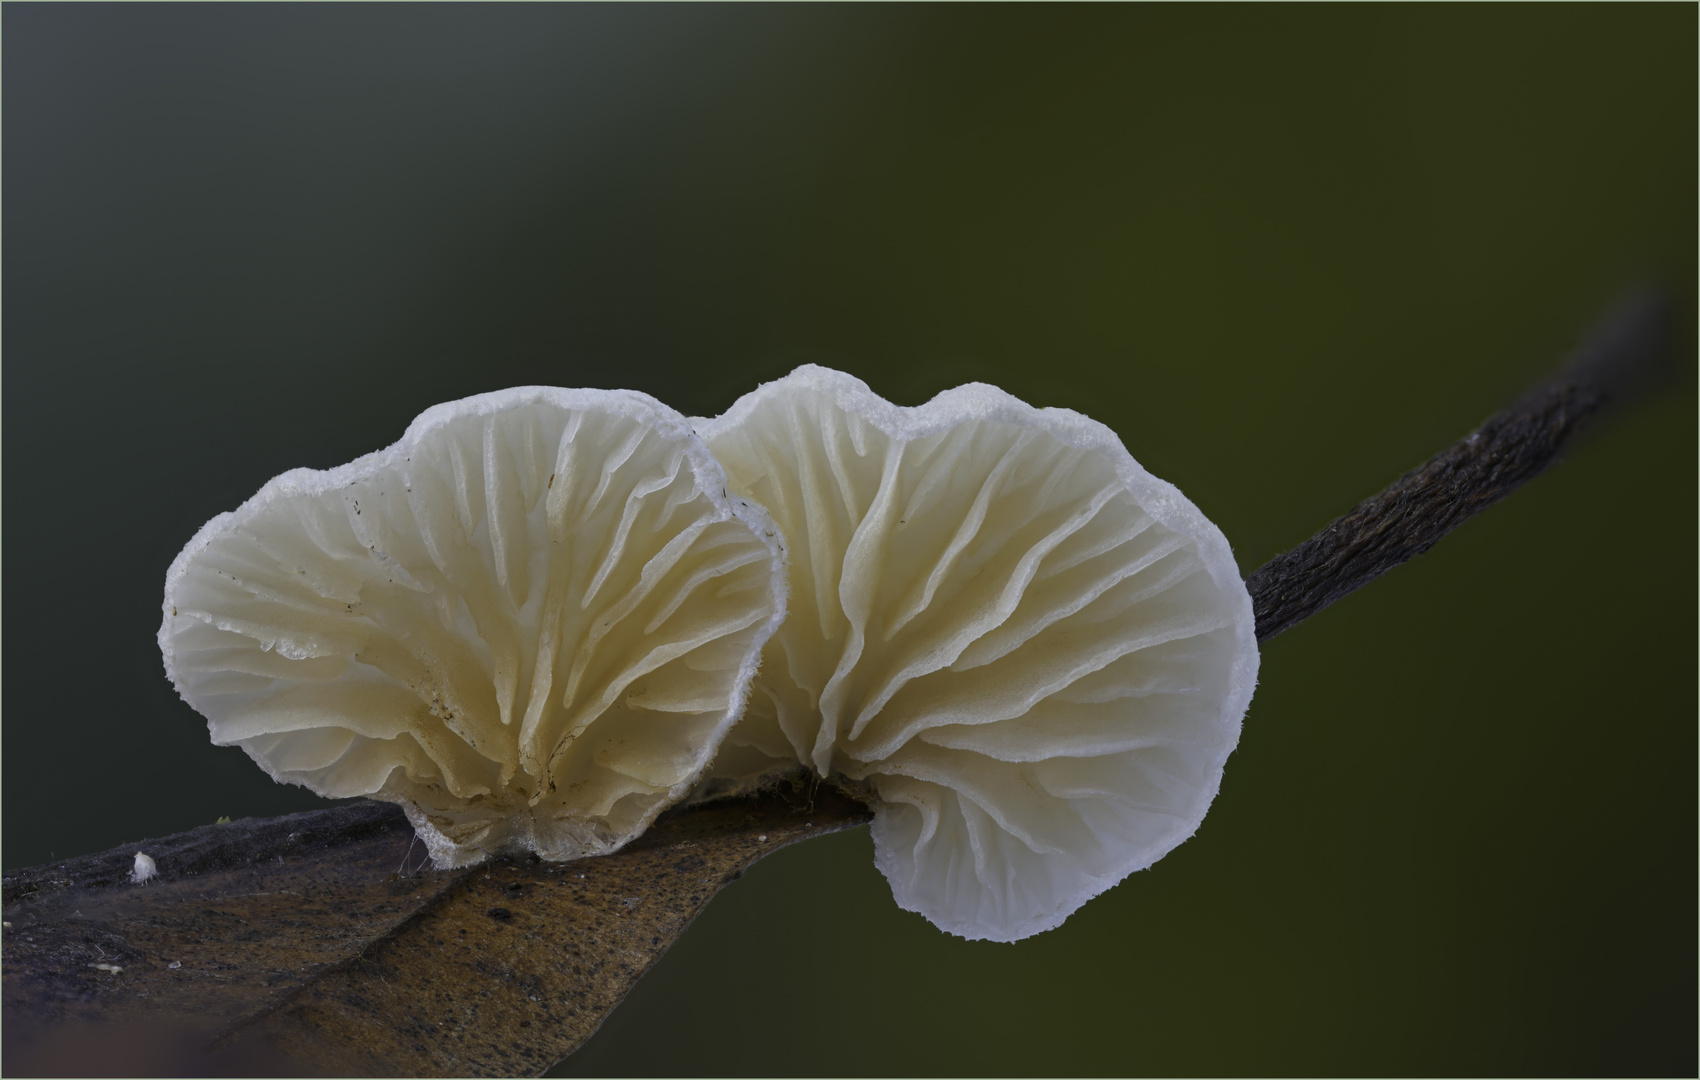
163 393 782 866
700 370 1256 941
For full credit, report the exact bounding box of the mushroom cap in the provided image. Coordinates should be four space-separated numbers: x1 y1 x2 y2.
161 387 786 868
697 366 1259 941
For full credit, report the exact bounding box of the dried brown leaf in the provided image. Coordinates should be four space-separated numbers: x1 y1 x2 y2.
3 786 870 1077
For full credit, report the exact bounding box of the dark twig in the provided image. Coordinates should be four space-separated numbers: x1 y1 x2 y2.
1245 291 1673 642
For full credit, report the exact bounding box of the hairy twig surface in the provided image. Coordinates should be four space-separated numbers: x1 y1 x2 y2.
1246 291 1671 641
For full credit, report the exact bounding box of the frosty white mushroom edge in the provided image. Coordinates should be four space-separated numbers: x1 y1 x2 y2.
692 366 1260 942
159 386 787 869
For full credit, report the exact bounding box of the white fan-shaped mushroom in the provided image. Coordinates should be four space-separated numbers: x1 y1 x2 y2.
160 387 786 868
695 366 1258 941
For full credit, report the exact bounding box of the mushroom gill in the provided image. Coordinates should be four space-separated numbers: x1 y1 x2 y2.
694 366 1259 941
160 387 786 868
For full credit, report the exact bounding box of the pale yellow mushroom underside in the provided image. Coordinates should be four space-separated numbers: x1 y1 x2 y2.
161 388 785 868
696 366 1259 942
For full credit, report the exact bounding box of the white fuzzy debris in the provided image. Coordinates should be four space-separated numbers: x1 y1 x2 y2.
129 852 158 885
694 365 1260 942
169 960 183 970
90 963 123 974
160 387 788 870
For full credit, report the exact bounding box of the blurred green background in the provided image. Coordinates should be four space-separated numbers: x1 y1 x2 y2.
4 5 1693 1075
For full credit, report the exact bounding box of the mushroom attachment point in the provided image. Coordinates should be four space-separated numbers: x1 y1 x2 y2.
161 388 786 869
129 852 158 885
694 366 1259 941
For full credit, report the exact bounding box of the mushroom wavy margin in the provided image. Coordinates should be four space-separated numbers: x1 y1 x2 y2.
692 366 1259 941
160 387 788 869
161 369 1259 940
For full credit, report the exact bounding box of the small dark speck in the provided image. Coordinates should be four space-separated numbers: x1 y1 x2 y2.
487 907 513 922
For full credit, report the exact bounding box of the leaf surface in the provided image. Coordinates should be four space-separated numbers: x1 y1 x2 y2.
3 787 869 1077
